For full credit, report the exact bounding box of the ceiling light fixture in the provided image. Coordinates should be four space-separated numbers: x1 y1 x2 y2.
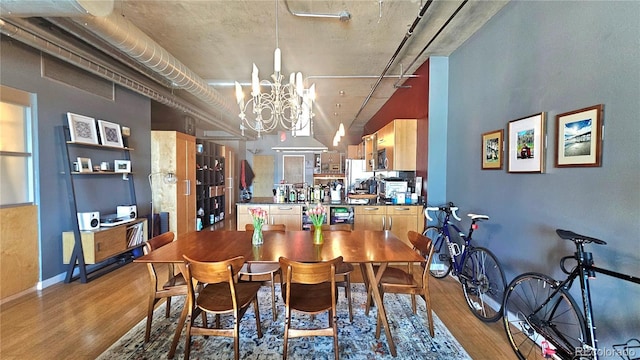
234 0 315 138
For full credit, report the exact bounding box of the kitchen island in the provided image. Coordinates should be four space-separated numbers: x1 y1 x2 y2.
237 197 424 246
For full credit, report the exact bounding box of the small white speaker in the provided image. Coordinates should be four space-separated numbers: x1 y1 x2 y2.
77 212 100 230
117 205 137 219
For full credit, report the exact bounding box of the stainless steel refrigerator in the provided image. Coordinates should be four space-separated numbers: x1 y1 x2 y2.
344 159 371 193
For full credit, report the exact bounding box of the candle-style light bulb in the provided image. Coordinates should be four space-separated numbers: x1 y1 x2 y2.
274 48 281 73
234 81 245 108
309 83 316 101
251 63 260 96
338 122 345 137
296 72 303 97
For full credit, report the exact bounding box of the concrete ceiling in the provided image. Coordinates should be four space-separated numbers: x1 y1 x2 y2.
3 0 509 149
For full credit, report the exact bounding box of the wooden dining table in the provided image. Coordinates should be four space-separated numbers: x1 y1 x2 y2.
134 229 424 358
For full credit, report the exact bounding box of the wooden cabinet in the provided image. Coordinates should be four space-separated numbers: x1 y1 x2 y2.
354 206 387 231
151 131 196 238
347 144 364 160
376 119 417 171
363 133 377 171
269 205 302 230
63 219 147 264
354 205 421 246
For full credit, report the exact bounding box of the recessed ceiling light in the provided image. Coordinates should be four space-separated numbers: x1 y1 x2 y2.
339 90 345 96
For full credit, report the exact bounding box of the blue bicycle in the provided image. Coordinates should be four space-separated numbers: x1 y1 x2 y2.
424 202 507 322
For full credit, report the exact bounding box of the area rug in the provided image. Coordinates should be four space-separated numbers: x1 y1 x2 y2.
98 284 470 359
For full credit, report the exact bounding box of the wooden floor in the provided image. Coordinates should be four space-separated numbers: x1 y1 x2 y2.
0 220 515 359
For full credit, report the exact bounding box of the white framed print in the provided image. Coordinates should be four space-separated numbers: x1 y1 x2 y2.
114 160 131 173
507 112 546 173
97 120 124 148
77 157 93 173
67 112 99 145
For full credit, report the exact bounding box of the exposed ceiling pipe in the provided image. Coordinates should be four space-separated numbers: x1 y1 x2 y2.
0 18 243 137
0 0 113 17
352 0 434 123
0 0 245 137
284 0 351 22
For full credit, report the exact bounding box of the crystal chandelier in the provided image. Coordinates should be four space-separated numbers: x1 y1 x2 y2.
234 1 315 138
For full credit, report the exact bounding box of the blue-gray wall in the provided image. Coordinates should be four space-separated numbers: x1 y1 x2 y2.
1 39 152 282
445 1 639 353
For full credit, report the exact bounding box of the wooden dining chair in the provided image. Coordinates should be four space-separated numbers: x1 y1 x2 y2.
239 223 286 320
183 255 263 360
279 256 343 360
311 223 354 322
143 231 187 343
366 230 435 337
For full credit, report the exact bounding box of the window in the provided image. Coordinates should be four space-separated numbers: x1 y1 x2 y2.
0 86 35 206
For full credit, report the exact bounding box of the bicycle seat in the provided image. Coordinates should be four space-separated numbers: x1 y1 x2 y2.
468 213 489 221
556 229 607 245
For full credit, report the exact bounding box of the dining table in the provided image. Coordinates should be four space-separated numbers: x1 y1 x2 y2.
134 229 424 358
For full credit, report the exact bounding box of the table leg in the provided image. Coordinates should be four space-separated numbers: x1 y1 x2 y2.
364 262 397 357
168 263 189 359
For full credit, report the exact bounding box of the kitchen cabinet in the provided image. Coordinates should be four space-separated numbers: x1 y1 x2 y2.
269 205 302 230
347 144 364 160
363 133 377 171
354 204 421 247
236 204 301 230
376 119 417 171
320 152 344 173
151 131 196 238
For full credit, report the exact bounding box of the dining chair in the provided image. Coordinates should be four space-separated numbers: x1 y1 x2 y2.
143 231 187 343
311 223 354 322
366 230 435 337
183 255 263 360
239 223 286 320
279 256 343 360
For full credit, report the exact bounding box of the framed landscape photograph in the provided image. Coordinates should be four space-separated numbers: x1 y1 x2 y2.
97 120 124 148
555 104 603 167
114 160 131 173
481 129 504 170
67 112 99 145
508 113 546 173
77 157 93 173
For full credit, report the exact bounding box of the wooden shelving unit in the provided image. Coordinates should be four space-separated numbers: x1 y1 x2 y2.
195 139 226 228
58 126 140 283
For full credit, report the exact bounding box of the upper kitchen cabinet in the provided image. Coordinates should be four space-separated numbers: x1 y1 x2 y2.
347 143 364 160
320 152 344 174
363 133 377 172
376 119 417 171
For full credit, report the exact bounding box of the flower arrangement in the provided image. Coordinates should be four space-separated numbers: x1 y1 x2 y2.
306 202 327 228
249 207 267 244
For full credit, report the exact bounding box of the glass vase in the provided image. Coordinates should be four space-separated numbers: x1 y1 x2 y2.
313 227 323 245
252 227 263 245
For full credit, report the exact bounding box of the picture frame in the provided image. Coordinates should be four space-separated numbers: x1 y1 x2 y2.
555 104 603 167
481 129 504 170
67 112 99 145
97 120 124 148
77 157 93 173
507 112 546 173
114 160 131 173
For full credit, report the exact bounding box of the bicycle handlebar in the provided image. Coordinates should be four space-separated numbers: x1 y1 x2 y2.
424 205 461 221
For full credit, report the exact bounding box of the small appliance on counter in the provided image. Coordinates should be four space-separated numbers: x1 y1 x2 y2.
380 178 408 202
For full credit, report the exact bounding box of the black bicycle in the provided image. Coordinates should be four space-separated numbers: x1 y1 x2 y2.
502 229 640 359
424 202 506 322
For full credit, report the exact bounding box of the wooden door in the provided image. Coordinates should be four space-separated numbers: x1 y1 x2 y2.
225 147 235 217
283 155 304 184
353 206 386 231
387 206 419 247
252 155 274 197
176 132 196 237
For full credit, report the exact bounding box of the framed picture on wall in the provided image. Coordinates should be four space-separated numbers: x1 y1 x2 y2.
67 112 99 145
555 104 603 167
97 120 124 148
507 112 546 173
114 160 131 173
77 157 93 173
481 129 504 170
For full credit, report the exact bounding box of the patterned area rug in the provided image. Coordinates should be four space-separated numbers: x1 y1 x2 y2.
98 284 470 359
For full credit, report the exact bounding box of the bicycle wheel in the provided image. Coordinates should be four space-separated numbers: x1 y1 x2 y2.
460 247 506 322
424 226 452 278
503 273 586 360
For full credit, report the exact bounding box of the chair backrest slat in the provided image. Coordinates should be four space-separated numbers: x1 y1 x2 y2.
184 255 245 284
143 231 175 254
279 256 343 284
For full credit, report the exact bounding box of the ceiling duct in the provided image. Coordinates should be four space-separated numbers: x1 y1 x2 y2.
0 0 244 138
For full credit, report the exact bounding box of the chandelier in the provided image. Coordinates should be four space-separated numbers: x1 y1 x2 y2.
234 1 315 138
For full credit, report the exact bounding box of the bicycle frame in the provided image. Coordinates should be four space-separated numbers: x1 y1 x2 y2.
527 241 640 359
435 212 477 275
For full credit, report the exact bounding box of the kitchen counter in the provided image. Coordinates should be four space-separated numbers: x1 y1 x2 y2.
237 197 424 207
